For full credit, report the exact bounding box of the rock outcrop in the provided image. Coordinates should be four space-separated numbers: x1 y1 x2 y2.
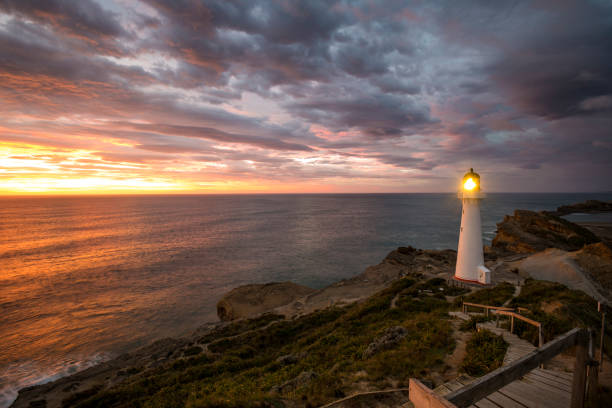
383 246 457 275
491 210 600 254
273 246 457 318
216 282 315 321
363 326 409 359
550 200 612 216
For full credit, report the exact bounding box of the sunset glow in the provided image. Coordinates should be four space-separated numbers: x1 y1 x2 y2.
0 1 610 194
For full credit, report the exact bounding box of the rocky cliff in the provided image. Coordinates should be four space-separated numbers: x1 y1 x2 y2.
491 209 600 254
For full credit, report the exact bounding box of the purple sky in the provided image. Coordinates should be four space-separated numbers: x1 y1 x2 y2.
0 0 611 193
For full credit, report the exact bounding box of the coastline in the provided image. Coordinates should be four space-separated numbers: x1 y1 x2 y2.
10 200 612 407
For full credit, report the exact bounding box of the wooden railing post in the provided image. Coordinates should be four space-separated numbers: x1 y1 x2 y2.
600 311 605 372
586 360 599 408
571 329 589 408
510 315 514 333
538 325 543 348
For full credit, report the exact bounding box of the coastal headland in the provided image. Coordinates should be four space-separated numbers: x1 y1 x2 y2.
12 200 612 408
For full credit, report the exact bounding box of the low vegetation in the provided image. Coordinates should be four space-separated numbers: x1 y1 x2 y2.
64 276 460 408
459 315 492 332
455 281 515 307
460 329 508 377
58 275 612 408
508 279 611 352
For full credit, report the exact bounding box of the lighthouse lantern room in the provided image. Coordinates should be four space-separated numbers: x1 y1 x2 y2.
455 168 491 285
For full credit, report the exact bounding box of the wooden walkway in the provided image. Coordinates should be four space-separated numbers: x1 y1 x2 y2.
433 313 574 408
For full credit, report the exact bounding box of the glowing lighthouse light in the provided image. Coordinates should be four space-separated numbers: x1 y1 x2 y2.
464 177 477 191
455 168 491 285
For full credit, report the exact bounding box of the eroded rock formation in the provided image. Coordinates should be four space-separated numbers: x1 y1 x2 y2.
491 210 600 254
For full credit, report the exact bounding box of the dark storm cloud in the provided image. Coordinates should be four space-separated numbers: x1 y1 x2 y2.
144 0 348 45
0 20 149 83
438 0 612 119
487 26 612 119
289 93 433 138
137 0 352 88
0 0 130 55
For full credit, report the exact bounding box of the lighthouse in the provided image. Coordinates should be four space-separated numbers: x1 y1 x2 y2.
455 168 491 285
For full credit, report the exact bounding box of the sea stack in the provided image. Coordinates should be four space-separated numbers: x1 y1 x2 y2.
455 168 491 285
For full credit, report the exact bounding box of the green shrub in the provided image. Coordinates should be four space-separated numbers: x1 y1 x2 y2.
460 330 508 376
459 315 491 332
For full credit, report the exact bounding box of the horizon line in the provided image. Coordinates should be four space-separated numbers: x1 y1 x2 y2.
1 191 611 198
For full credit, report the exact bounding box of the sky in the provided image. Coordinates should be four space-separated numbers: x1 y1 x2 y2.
0 0 611 194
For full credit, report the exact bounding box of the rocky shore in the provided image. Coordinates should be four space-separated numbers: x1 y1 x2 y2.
11 200 612 408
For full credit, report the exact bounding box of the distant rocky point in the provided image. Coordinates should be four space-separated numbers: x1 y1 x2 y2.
548 199 612 216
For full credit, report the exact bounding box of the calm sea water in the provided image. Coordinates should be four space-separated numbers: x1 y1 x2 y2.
1 193 611 406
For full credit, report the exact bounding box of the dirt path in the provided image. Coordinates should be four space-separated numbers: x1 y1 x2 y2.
442 318 471 382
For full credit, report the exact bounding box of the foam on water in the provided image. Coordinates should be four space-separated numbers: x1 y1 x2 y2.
0 353 110 408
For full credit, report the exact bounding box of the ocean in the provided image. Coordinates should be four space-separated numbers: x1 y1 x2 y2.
1 192 611 406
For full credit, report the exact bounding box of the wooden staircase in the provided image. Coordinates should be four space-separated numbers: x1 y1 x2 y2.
429 311 575 408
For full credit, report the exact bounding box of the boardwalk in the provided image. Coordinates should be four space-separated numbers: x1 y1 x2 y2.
433 314 574 408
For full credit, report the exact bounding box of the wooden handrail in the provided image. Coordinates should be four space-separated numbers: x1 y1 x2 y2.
461 302 532 314
444 328 586 408
462 302 514 311
491 310 541 327
491 309 543 347
461 302 514 317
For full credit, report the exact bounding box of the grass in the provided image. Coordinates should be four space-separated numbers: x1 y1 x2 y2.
67 276 458 408
456 282 515 307
460 329 508 377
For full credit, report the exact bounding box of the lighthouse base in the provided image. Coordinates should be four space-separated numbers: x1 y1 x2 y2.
478 265 491 284
453 265 491 286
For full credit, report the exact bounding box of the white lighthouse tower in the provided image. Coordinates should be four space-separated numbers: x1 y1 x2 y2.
455 168 491 285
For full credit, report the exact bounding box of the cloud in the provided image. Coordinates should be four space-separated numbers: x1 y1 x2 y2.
0 0 611 192
121 122 313 152
289 92 433 138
